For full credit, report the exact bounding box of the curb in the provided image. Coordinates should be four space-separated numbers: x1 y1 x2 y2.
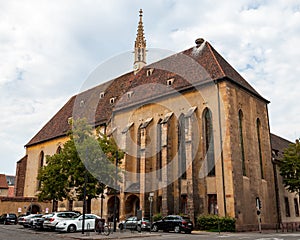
64 232 161 240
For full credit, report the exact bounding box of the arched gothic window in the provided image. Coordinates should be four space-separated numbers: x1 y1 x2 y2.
256 118 264 179
156 119 162 180
203 108 215 176
37 151 44 190
178 114 186 179
238 110 246 176
56 146 62 154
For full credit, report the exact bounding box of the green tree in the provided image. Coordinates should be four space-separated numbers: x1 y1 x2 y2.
279 139 300 194
37 118 123 212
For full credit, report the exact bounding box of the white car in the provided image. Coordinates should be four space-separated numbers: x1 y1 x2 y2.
43 211 80 230
55 214 101 233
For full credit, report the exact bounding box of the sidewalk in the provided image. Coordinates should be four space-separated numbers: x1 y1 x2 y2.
62 230 161 240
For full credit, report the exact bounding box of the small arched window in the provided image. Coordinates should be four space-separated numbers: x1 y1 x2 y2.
56 146 62 154
203 108 215 176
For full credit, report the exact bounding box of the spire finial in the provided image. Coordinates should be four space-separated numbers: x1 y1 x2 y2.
133 9 146 72
135 8 146 49
139 9 143 18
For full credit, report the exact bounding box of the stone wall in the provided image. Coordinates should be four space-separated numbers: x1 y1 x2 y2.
0 197 52 215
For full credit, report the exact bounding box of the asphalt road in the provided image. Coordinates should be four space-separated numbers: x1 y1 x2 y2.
0 224 74 240
1 224 300 240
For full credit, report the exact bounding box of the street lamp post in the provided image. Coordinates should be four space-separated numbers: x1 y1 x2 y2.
113 151 118 232
81 169 87 234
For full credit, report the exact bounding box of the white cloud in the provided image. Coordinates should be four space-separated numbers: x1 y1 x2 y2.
0 0 299 174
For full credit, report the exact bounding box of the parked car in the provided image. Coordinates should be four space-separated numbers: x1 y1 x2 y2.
55 214 101 233
18 214 43 228
0 213 17 225
151 215 193 233
118 216 150 231
31 215 46 229
43 211 80 230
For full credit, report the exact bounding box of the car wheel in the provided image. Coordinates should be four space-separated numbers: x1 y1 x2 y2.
152 224 158 232
67 224 77 233
137 225 141 232
174 225 180 233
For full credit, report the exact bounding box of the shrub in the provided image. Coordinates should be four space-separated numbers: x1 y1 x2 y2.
197 215 235 232
153 213 163 222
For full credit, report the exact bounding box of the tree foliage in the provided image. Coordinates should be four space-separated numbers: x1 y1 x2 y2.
279 139 300 195
37 118 123 208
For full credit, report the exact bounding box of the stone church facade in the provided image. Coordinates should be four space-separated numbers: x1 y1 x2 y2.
14 10 299 231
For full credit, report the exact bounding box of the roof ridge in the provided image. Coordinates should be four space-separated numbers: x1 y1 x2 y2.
206 42 226 77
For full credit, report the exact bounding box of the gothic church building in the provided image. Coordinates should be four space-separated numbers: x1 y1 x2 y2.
15 10 299 231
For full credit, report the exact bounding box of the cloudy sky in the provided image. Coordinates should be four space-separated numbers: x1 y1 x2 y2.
0 0 299 175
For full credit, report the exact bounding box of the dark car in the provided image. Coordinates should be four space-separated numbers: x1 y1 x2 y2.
151 215 193 233
118 216 150 232
0 213 18 225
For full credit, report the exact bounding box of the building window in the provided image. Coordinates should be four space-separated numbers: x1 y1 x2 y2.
100 92 105 98
178 114 187 179
256 118 264 179
167 78 174 86
37 151 44 190
157 196 162 213
294 198 299 217
285 197 290 217
127 91 134 99
157 119 162 181
203 108 215 176
208 194 218 215
110 97 115 104
181 195 188 214
137 125 142 182
238 110 246 176
56 146 62 154
146 69 154 76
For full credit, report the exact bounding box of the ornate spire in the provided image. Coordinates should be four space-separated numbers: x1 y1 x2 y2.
135 9 146 49
133 9 146 72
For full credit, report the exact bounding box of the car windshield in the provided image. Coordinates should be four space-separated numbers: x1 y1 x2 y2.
8 214 16 218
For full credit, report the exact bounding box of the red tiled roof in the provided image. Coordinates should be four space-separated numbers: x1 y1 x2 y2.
0 174 8 189
26 41 267 147
270 133 293 160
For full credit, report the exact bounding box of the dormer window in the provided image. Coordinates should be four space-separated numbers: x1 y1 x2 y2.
80 100 85 107
167 78 174 86
127 91 134 99
147 69 154 76
100 92 105 99
110 97 116 104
